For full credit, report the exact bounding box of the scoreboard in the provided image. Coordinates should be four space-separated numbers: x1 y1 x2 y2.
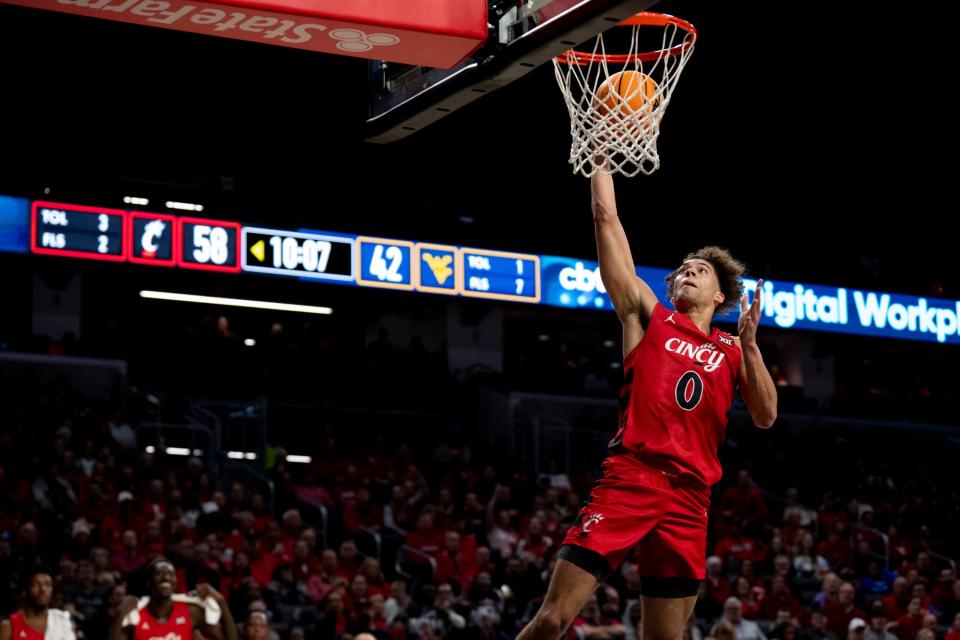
243 227 354 281
31 201 126 261
459 248 539 302
10 194 960 345
178 217 241 272
23 200 553 307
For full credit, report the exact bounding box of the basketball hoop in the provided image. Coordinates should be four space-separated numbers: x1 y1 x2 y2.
553 12 697 177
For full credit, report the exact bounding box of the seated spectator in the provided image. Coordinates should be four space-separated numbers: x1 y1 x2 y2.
701 556 733 620
404 512 445 561
734 576 763 620
569 594 626 640
893 597 924 640
515 517 553 570
760 576 807 625
882 577 910 620
720 470 769 534
409 583 466 638
111 530 145 577
800 609 838 640
859 561 897 597
847 618 867 640
825 582 868 640
384 580 417 625
945 613 960 640
435 530 477 591
719 597 767 640
818 527 851 571
715 521 761 569
864 600 897 640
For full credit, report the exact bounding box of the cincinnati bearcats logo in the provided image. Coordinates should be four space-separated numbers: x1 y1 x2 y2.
718 335 734 346
581 513 604 534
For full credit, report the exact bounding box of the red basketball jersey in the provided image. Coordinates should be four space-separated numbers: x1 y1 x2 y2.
9 612 43 640
610 302 742 486
133 601 193 640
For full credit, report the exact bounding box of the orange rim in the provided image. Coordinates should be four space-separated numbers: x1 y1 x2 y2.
555 12 696 66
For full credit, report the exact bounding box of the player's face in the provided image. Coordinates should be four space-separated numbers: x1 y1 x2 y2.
150 561 177 599
26 573 53 608
673 259 721 309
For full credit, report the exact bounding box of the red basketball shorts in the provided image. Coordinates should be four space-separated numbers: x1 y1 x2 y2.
558 452 710 597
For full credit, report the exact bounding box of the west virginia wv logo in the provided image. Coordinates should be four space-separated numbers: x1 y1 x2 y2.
422 253 454 285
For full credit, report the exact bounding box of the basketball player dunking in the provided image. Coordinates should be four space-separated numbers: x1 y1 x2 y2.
109 558 239 640
517 169 778 640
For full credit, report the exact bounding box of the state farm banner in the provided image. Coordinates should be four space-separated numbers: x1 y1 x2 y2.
2 0 488 68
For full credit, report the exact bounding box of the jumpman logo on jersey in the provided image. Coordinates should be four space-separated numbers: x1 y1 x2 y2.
666 312 677 324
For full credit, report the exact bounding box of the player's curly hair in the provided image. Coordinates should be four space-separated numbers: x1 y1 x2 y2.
664 246 746 316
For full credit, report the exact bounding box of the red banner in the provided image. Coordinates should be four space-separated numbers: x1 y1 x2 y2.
3 0 488 68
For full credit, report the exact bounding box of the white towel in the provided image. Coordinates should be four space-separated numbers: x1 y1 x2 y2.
44 609 76 640
122 594 221 627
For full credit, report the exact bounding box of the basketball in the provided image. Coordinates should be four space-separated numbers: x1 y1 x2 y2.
595 71 659 119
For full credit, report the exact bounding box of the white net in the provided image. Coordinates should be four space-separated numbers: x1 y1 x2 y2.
553 14 696 177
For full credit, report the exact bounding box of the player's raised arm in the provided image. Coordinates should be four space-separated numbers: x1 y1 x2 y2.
735 280 778 428
592 170 658 325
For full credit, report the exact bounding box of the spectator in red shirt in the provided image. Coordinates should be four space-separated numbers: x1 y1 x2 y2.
220 551 251 599
252 522 287 587
818 493 848 534
818 526 852 571
567 593 626 640
761 576 808 625
250 493 273 533
307 549 346 604
342 486 383 533
358 557 389 598
886 525 912 567
515 517 552 570
741 559 765 591
404 512 445 560
720 470 769 534
826 582 868 639
111 529 145 577
99 491 146 552
735 576 763 620
142 478 167 523
930 569 956 613
369 593 390 632
435 531 476 591
714 520 760 567
883 576 910 620
279 509 303 554
909 582 934 612
702 556 733 619
899 552 937 582
338 540 363 579
940 580 960 628
473 546 496 580
291 539 320 583
342 574 370 613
